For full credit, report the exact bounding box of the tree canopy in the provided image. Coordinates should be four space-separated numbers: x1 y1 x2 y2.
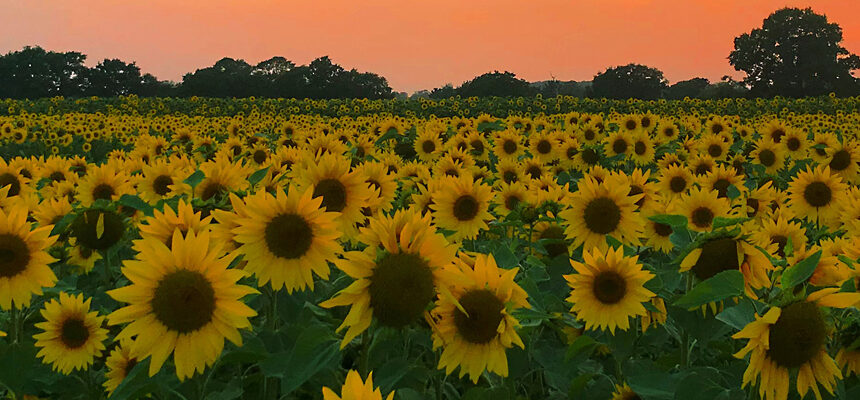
729 7 860 97
590 64 668 100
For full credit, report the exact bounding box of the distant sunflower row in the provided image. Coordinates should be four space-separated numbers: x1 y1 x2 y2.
0 107 859 400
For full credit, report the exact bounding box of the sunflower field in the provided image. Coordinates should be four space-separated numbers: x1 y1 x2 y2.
1 96 860 400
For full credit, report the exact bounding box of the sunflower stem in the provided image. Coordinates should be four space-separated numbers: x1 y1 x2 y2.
8 307 17 344
358 332 370 377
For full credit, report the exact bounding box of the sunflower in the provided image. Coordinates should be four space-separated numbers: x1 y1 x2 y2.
355 161 397 213
688 154 716 176
642 207 675 253
611 382 641 400
751 216 807 259
560 175 643 251
618 114 640 132
322 370 394 400
33 292 108 374
531 221 570 258
233 187 341 293
620 168 657 212
493 181 532 218
32 197 73 228
699 164 746 200
294 152 372 237
826 140 860 184
528 130 558 163
810 132 838 164
787 165 847 227
680 235 773 298
70 208 126 252
414 128 443 162
654 119 679 144
195 156 250 201
521 158 547 182
781 128 809 159
493 129 524 160
564 246 654 333
629 131 655 166
699 134 730 161
576 123 604 145
66 243 103 274
0 160 35 208
136 159 192 204
103 340 138 395
657 164 693 199
750 139 786 175
107 230 257 380
431 253 529 383
572 145 604 172
76 164 133 207
321 210 456 348
135 200 212 251
0 206 57 310
604 130 631 159
761 119 790 143
495 158 524 184
430 176 493 241
641 296 667 332
669 187 731 232
733 289 860 400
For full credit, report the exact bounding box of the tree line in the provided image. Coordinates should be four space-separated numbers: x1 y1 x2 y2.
0 7 857 100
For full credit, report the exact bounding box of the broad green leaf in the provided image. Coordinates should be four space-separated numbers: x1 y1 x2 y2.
674 270 744 309
648 214 688 227
781 250 822 289
119 194 154 217
247 166 269 186
716 300 756 330
711 216 750 229
725 184 741 199
183 170 205 188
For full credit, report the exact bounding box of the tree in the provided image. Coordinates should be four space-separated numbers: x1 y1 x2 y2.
85 59 144 96
0 46 88 99
179 58 256 97
591 64 668 100
665 77 710 99
457 71 535 97
428 84 456 99
729 8 860 97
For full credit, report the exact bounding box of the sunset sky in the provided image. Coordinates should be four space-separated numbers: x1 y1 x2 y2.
1 0 858 93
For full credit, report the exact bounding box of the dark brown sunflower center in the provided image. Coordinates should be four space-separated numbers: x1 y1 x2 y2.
368 252 434 328
49 171 66 182
815 145 827 156
253 150 267 164
584 129 596 140
313 178 347 212
152 270 216 333
566 147 578 160
421 140 435 153
829 149 851 171
502 140 517 155
654 222 673 237
691 207 714 228
771 129 785 142
470 140 485 155
766 302 826 368
612 139 628 154
537 140 552 155
502 170 517 183
786 137 801 151
60 317 90 349
0 173 21 197
803 181 832 208
711 124 723 134
264 213 313 259
747 198 760 217
592 270 627 304
582 148 599 165
200 182 226 201
694 163 711 175
771 235 788 258
153 175 173 196
526 165 542 179
71 210 125 250
708 144 722 157
669 176 687 193
633 141 646 156
583 197 622 234
453 195 480 221
625 120 637 130
124 358 138 377
504 194 520 211
0 233 31 278
758 150 776 167
92 183 115 201
454 289 504 344
713 178 731 198
539 225 568 258
692 238 739 280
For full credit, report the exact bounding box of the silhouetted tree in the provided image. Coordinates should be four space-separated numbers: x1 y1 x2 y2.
428 84 456 99
591 64 668 100
665 77 710 99
0 46 88 99
729 7 860 97
85 59 144 96
457 71 535 97
180 58 256 97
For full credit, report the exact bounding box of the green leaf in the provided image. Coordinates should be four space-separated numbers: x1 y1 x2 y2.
50 212 76 236
247 166 269 186
674 270 744 309
259 324 340 395
648 214 688 227
118 194 154 217
108 359 158 400
726 184 741 199
489 242 519 269
716 300 756 331
183 170 205 188
781 250 822 289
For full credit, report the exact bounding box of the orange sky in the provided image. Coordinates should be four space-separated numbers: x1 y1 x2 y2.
1 0 858 93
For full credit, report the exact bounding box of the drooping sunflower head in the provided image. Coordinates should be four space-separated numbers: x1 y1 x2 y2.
71 208 126 251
